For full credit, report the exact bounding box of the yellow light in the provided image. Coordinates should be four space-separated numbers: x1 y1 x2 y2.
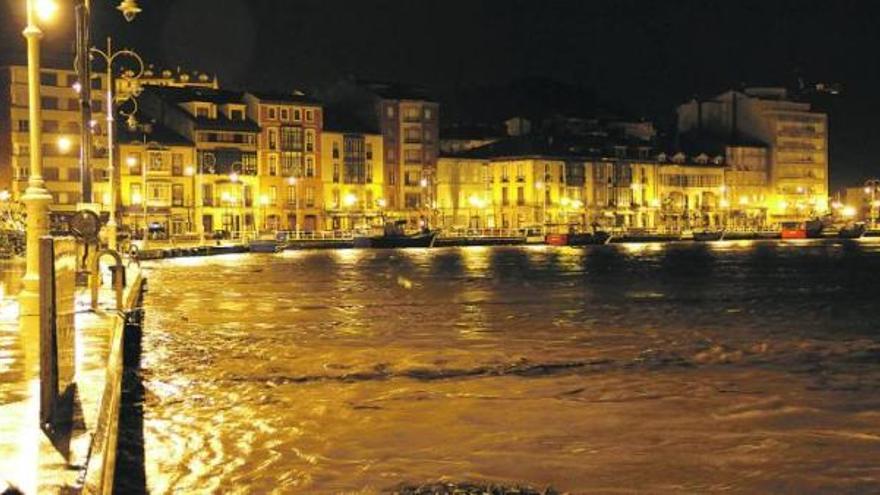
0 190 10 201
131 192 142 205
571 199 584 209
221 191 231 203
738 195 749 206
56 136 72 153
343 193 357 207
831 201 843 209
102 192 111 204
535 181 544 190
843 206 857 218
872 200 880 208
865 187 872 194
126 156 137 167
35 0 59 22
649 198 661 208
560 197 571 206
184 165 195 176
72 81 82 93
468 194 482 208
229 172 239 183
720 199 730 208
376 198 387 208
778 200 789 210
259 194 269 206
719 184 727 192
419 178 428 188
796 186 804 194
287 176 297 185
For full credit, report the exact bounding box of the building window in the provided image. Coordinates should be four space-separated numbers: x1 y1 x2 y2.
424 108 432 119
268 154 278 176
268 128 278 150
365 143 373 160
404 149 421 164
42 120 59 133
172 153 183 175
17 120 28 132
502 187 509 206
305 110 313 122
172 184 184 206
305 156 315 177
130 183 142 205
332 142 340 159
287 185 297 206
404 107 420 121
305 186 315 207
387 149 395 161
305 130 315 152
517 187 525 206
202 184 213 206
230 108 244 121
405 193 420 208
41 96 58 110
333 163 340 183
268 107 277 120
366 162 373 183
280 152 300 176
196 106 209 118
40 72 58 86
148 152 164 172
293 109 301 121
91 78 102 90
389 169 396 185
332 189 340 208
280 108 289 121
280 127 303 150
386 106 395 118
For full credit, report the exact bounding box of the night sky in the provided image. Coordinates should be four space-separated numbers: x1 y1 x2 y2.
1 0 879 189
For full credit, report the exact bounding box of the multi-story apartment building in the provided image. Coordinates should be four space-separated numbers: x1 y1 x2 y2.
244 91 323 232
0 64 109 227
138 86 259 237
324 79 439 225
320 119 384 231
117 122 196 238
437 135 732 232
678 88 828 221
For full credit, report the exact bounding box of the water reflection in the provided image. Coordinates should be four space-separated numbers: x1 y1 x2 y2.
136 243 880 493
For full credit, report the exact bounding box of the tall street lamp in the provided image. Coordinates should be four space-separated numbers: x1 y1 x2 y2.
19 0 57 323
90 36 144 251
288 176 298 239
74 0 143 204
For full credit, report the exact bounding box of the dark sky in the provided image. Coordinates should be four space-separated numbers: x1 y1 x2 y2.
2 0 879 189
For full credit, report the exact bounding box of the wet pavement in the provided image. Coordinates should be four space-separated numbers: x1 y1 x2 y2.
0 261 141 494
135 240 880 493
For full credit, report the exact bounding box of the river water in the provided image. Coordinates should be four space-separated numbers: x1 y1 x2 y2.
134 241 880 494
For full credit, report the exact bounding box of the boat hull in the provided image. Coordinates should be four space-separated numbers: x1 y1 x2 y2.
693 231 724 242
838 224 867 239
355 231 438 249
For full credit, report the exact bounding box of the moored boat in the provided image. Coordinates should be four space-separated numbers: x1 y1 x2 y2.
693 230 724 242
249 238 285 253
838 222 867 239
780 219 824 239
353 220 438 248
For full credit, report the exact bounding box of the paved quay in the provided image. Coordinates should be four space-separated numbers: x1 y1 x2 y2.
0 263 143 494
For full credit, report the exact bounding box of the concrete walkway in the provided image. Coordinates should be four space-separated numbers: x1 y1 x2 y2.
0 265 142 494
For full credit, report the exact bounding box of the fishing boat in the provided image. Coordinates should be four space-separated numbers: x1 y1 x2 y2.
692 230 724 242
353 220 438 248
780 219 824 239
838 222 867 239
567 231 612 245
249 235 286 253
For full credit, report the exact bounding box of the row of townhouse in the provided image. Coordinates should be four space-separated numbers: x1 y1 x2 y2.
435 142 765 233
0 63 828 237
0 65 439 238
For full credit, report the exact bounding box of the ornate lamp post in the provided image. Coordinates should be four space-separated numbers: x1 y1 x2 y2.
90 37 144 251
19 0 57 323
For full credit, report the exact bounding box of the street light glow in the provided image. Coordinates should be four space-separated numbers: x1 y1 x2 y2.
184 166 195 176
419 178 428 188
131 192 142 205
343 193 357 207
739 196 749 206
126 156 137 167
843 206 857 218
287 176 297 185
56 136 72 153
376 198 387 208
0 191 10 202
229 172 239 183
259 194 269 206
35 0 59 22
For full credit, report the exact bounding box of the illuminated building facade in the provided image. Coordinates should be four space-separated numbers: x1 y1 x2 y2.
244 92 323 232
320 126 384 232
117 123 196 238
678 88 828 221
0 64 109 224
139 86 260 237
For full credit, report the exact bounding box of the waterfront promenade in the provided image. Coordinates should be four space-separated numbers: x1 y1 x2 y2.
0 264 143 494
